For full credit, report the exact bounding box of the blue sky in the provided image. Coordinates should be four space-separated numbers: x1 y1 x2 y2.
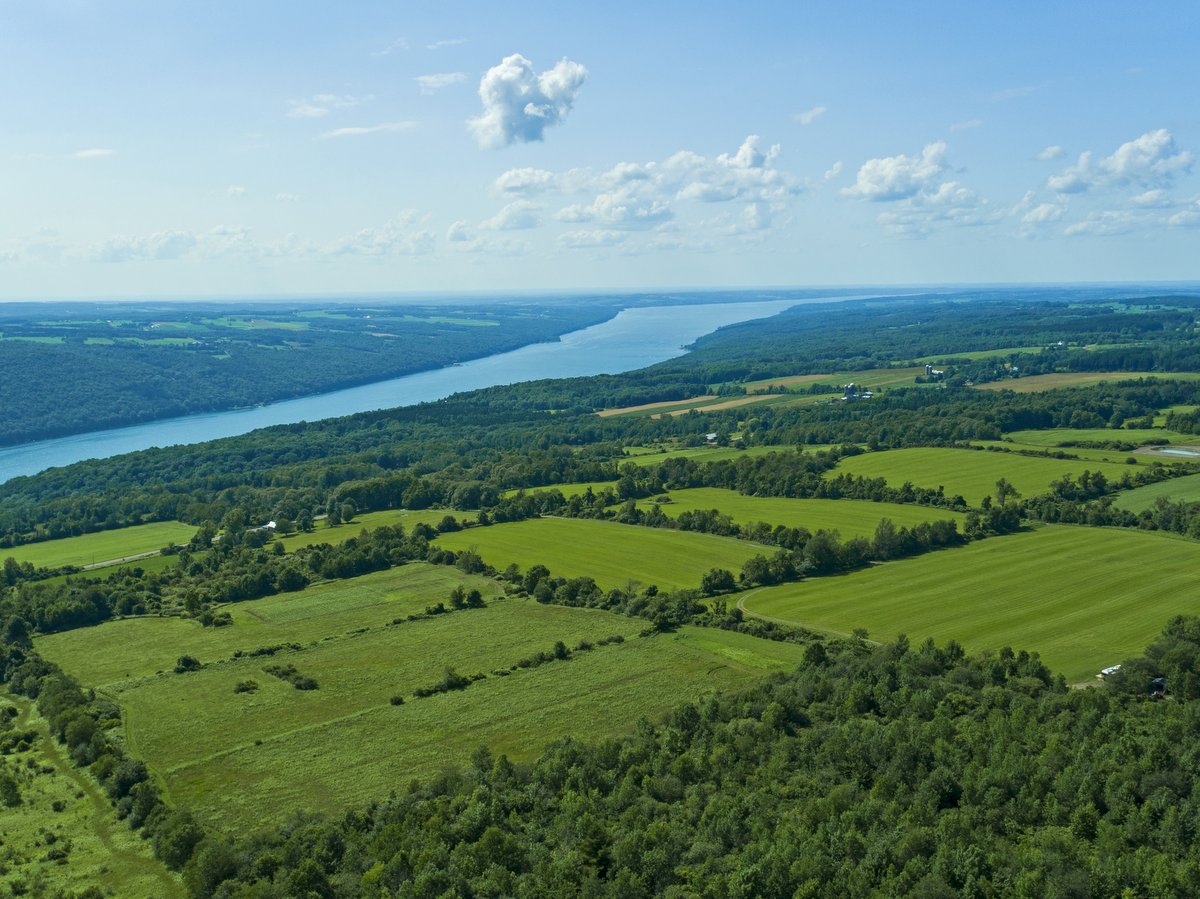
2 0 1197 299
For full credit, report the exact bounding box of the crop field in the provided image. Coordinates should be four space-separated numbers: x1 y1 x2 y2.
740 525 1200 682
39 592 806 830
827 447 1136 506
1002 427 1191 447
738 367 925 394
913 346 1045 363
1 520 196 569
622 444 801 466
1114 473 1200 513
502 481 618 499
976 372 1200 393
0 695 181 897
276 508 471 552
647 489 966 537
38 563 502 685
435 518 767 590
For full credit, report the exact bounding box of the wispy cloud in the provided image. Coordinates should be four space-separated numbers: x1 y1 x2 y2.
227 185 247 197
427 38 466 50
287 94 369 119
73 148 115 159
1037 145 1065 161
949 118 982 132
794 105 827 126
415 72 467 94
372 37 409 57
318 121 417 140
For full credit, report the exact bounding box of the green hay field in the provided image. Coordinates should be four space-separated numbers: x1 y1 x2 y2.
0 695 181 898
1002 427 1192 447
828 447 1137 506
622 444 802 467
1 521 197 569
740 525 1200 682
977 372 1200 393
39 594 805 830
646 488 966 538
38 563 502 686
1114 473 1200 513
435 518 766 590
276 508 472 552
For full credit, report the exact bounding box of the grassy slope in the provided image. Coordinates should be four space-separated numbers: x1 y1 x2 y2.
828 447 1136 506
2 521 197 568
40 591 805 830
0 695 182 897
276 508 471 552
647 488 966 538
741 525 1200 682
622 444 801 466
1114 473 1200 513
976 372 1200 393
38 563 502 685
1002 427 1192 447
435 518 766 590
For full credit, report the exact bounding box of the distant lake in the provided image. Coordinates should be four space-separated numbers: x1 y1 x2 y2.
0 295 868 482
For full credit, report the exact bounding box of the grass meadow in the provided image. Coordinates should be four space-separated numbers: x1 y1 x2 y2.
0 695 181 897
1114 473 1200 513
435 518 767 590
828 447 1138 506
2 521 197 569
976 372 1200 393
740 525 1200 682
646 488 966 538
38 589 806 830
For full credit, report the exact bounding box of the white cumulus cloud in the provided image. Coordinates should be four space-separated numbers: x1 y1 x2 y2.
1047 129 1194 194
326 211 435 256
94 231 198 263
1037 145 1065 161
469 53 587 149
482 200 542 231
494 167 558 195
843 141 949 202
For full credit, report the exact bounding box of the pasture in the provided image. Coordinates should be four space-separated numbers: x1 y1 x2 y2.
648 488 966 538
276 508 471 552
976 372 1200 393
827 447 1136 506
740 525 1200 682
1114 472 1200 513
1 520 196 569
38 563 502 686
0 695 181 897
435 518 767 590
1002 427 1191 447
39 595 806 830
622 444 801 467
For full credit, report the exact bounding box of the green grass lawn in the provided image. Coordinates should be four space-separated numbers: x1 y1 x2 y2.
38 563 502 685
501 481 618 499
435 518 767 590
276 508 471 552
828 447 1137 506
40 593 806 830
0 695 182 897
1114 473 1200 513
2 521 197 569
977 372 1200 393
646 488 966 538
740 525 1200 682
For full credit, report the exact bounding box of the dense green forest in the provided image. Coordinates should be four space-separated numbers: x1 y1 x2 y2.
0 299 624 445
4 288 1200 897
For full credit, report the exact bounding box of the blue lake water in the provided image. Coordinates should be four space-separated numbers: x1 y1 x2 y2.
0 295 870 483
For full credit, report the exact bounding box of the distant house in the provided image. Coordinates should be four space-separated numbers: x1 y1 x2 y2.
1098 664 1122 678
705 432 719 444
